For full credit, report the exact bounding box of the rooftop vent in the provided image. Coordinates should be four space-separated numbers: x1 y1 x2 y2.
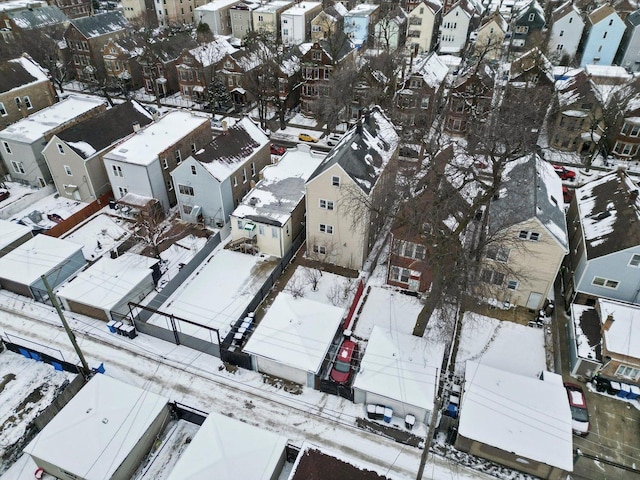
249 197 259 206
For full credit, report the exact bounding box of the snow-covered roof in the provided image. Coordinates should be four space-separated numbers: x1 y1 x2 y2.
0 235 83 285
459 362 573 472
244 292 345 375
196 0 242 12
149 249 277 341
166 411 287 480
599 299 640 359
253 0 292 13
489 154 568 252
345 3 379 16
61 213 130 261
188 117 269 181
575 170 640 259
585 64 631 80
0 219 31 252
282 1 321 15
70 11 129 38
410 52 449 89
308 106 398 194
232 145 325 226
6 4 67 29
0 56 50 94
56 253 157 311
24 374 169 480
0 0 45 12
104 111 209 166
353 326 444 412
0 95 105 143
188 36 238 67
571 304 602 362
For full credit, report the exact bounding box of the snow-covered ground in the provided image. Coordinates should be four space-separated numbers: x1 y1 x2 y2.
283 266 355 309
354 287 423 339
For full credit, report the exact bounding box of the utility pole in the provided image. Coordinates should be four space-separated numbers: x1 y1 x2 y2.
41 275 90 376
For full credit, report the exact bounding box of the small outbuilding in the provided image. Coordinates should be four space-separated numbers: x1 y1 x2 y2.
0 219 32 257
243 292 345 387
456 362 573 479
0 234 85 302
24 374 170 480
166 411 288 480
353 326 444 424
56 253 159 322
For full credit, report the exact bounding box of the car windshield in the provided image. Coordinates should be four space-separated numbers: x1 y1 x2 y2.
570 405 589 422
334 360 350 374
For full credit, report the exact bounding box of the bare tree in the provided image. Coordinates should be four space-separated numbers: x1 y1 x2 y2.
285 274 306 298
304 267 322 291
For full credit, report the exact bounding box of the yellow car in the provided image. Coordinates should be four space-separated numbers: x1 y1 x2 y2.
298 133 318 143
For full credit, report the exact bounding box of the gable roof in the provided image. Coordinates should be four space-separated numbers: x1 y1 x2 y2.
551 1 581 23
555 69 598 108
516 0 545 22
308 106 398 194
145 32 198 63
188 35 238 67
410 51 449 89
459 362 573 472
0 55 49 93
6 4 67 29
509 47 554 83
598 299 640 359
290 444 392 480
589 4 618 25
575 170 640 260
189 117 268 181
628 8 640 26
70 11 129 38
489 154 568 251
479 10 507 31
55 101 153 159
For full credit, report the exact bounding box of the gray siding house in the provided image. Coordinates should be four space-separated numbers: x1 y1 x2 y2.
43 101 154 202
0 95 106 188
619 9 640 72
563 170 640 308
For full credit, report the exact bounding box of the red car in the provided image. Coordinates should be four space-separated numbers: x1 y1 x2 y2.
0 190 9 202
47 213 64 223
270 144 285 156
564 382 590 436
553 165 576 180
330 339 357 384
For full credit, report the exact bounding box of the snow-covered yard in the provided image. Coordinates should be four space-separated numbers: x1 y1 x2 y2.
283 266 356 309
353 287 423 339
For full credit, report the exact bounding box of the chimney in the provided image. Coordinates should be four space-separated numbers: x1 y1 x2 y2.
132 121 140 132
602 313 615 332
629 190 638 205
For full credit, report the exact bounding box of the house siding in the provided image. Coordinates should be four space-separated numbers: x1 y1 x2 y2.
580 12 625 66
547 11 584 62
0 80 57 130
575 247 640 304
619 24 640 72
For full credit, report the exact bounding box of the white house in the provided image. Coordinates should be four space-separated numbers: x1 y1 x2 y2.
0 235 85 302
353 326 445 424
343 3 379 48
456 362 573 478
244 292 345 387
167 411 288 480
230 145 325 257
252 0 293 36
406 0 442 53
56 253 159 322
24 374 170 480
103 111 211 211
170 117 270 228
439 0 480 54
194 0 242 35
547 1 584 64
580 4 626 67
280 1 322 45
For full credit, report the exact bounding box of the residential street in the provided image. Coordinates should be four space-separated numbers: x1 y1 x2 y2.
0 295 495 480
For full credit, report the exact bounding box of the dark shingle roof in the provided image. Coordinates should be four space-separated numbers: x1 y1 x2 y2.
148 33 198 63
56 101 153 158
290 447 391 480
7 5 68 29
194 122 259 165
70 11 129 39
0 58 38 92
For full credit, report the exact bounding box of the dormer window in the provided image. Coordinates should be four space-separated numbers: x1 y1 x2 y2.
528 13 535 21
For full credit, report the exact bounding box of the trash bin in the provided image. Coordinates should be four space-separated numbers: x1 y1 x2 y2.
383 407 393 423
366 404 376 420
113 322 123 335
405 414 416 430
609 381 621 396
108 200 116 209
121 325 137 339
628 385 640 400
617 383 631 398
107 320 118 333
375 405 385 420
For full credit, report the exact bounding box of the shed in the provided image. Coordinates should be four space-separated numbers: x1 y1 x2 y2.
352 326 444 424
0 219 32 257
56 253 159 322
244 292 345 387
0 234 85 302
456 362 573 479
24 374 170 480
166 411 287 480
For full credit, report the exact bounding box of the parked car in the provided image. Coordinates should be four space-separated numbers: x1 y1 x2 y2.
553 165 576 180
330 339 357 384
270 144 286 155
47 213 64 223
564 382 590 436
0 190 9 202
298 133 318 143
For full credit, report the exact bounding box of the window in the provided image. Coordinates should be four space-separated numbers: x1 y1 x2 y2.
175 150 182 163
615 365 640 380
608 19 613 26
630 254 640 267
183 205 192 215
319 223 333 234
592 276 619 289
191 143 197 154
481 268 505 286
486 245 510 262
319 199 334 210
518 230 539 241
167 179 173 191
237 219 243 229
233 176 238 187
0 102 6 116
332 176 340 186
313 245 327 254
390 266 410 283
603 31 607 39
163 158 168 169
112 164 123 177
242 168 247 183
23 96 32 109
11 161 25 174
15 97 21 108
191 165 197 175
507 280 518 290
178 184 194 195
64 165 72 176
271 227 278 238
528 12 535 21
118 186 128 197
559 30 564 37
251 162 256 176
258 225 265 235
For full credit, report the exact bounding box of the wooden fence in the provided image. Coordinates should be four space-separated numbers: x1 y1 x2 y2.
45 192 113 238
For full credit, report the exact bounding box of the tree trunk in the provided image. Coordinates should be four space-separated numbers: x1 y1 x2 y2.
413 264 445 337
